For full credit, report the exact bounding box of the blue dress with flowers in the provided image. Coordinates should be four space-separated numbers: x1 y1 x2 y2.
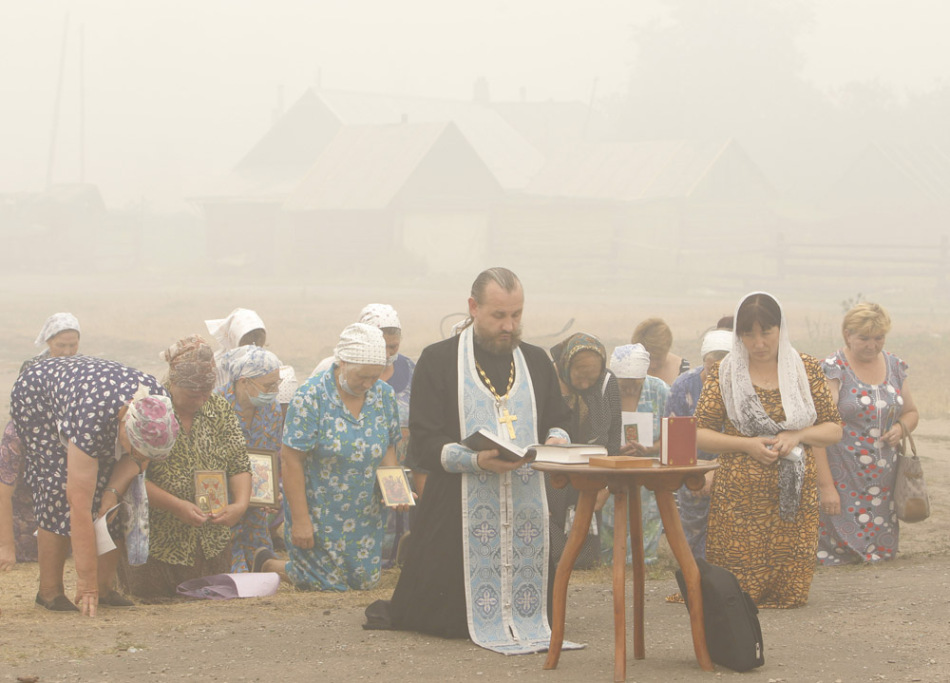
282 364 401 591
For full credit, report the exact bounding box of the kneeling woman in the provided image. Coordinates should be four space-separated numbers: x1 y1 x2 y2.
122 336 251 598
696 292 842 608
259 323 401 591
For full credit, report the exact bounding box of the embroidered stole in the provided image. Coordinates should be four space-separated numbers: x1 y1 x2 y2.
442 327 550 654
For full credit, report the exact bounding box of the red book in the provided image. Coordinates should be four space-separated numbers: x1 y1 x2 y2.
660 416 697 466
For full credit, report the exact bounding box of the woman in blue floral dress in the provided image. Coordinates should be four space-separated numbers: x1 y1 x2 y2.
258 324 401 591
817 303 919 565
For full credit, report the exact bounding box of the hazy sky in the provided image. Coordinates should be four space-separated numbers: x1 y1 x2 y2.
2 1 947 208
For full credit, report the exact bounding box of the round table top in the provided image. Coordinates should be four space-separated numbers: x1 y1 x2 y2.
531 460 719 477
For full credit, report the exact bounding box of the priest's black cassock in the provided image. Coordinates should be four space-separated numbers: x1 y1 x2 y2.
389 333 569 638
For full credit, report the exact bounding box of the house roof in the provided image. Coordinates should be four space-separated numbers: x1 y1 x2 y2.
283 121 501 211
315 89 544 190
232 89 341 191
525 139 773 202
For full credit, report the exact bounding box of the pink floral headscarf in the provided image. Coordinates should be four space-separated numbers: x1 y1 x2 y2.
125 394 179 460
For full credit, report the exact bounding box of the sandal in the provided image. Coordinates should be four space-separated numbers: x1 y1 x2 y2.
35 593 80 612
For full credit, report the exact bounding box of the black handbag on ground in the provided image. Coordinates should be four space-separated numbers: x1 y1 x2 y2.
675 558 765 672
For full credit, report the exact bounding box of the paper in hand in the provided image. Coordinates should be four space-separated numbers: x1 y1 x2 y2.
95 505 120 555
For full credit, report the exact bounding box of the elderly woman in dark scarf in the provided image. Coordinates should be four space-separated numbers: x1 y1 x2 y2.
546 333 621 567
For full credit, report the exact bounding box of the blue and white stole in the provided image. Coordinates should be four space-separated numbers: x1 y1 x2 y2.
440 326 551 654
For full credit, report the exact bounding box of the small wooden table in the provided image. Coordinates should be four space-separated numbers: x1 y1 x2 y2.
533 461 719 682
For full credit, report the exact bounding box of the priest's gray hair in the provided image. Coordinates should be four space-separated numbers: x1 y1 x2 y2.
471 267 522 304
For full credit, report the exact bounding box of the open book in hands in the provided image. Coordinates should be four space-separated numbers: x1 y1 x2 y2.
460 428 608 465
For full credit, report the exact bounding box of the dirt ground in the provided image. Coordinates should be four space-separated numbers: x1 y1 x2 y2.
1 275 949 682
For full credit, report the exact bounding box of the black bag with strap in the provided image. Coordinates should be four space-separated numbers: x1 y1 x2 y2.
675 558 765 672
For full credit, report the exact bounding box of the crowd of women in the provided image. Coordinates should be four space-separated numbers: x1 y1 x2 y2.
0 291 918 618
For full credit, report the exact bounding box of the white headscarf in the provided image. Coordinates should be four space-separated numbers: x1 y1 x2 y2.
334 323 387 366
359 303 401 330
35 312 80 347
609 343 651 379
359 304 401 365
216 346 281 388
205 308 266 352
718 292 816 436
718 292 816 521
700 330 733 359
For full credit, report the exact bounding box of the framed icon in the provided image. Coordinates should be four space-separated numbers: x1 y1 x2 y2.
376 466 415 507
248 449 279 508
194 470 228 515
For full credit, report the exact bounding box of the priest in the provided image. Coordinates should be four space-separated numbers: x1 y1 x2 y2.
376 267 571 654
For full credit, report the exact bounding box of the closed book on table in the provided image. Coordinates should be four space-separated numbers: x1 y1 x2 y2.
660 416 697 466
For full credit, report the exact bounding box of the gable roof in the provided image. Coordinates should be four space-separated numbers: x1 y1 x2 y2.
232 89 342 190
315 89 544 190
283 121 503 211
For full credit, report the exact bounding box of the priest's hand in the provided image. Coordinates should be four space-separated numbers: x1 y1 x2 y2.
476 449 524 473
545 435 568 446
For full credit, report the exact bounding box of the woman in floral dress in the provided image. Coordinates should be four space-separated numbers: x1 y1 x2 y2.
817 303 918 565
258 323 401 591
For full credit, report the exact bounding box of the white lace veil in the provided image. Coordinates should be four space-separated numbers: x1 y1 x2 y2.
718 291 816 437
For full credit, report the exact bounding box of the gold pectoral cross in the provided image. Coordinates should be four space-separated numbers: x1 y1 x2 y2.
497 402 518 439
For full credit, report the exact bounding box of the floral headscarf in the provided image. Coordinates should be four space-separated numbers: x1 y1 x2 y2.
161 335 216 391
125 391 180 460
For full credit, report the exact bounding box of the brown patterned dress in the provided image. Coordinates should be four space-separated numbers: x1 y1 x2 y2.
696 354 840 608
120 392 249 598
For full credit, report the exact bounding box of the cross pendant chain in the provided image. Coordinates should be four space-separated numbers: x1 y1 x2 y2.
475 358 518 440
496 400 518 440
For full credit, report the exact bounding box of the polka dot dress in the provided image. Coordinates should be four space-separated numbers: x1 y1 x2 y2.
10 355 166 536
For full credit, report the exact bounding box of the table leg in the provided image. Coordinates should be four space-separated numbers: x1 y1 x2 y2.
544 488 597 670
611 487 628 682
654 490 714 671
627 484 645 660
